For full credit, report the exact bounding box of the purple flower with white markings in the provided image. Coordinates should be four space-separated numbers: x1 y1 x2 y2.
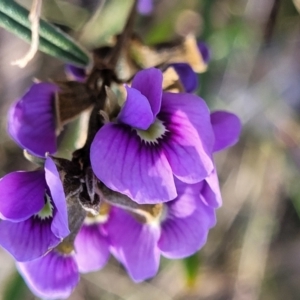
101 109 241 281
90 68 215 204
0 157 69 261
104 177 216 282
17 249 79 300
8 83 58 157
74 213 110 273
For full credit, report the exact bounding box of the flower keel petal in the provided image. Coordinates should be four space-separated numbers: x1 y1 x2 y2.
74 224 110 273
105 208 160 282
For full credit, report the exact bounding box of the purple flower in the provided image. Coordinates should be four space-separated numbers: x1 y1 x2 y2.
102 108 241 281
104 177 216 282
65 64 86 82
16 213 111 299
201 168 222 208
205 110 241 208
17 249 79 299
172 63 199 93
90 68 215 204
172 42 211 93
210 110 241 152
137 0 153 15
8 83 58 157
74 214 110 273
197 42 211 65
0 157 69 261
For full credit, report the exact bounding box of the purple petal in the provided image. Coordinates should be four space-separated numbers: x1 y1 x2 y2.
197 42 211 64
211 111 241 152
172 63 198 93
158 181 216 258
65 64 86 82
8 83 58 156
0 217 60 261
172 178 203 217
132 68 163 120
17 250 79 299
45 157 69 238
90 123 177 204
74 224 110 273
137 0 153 15
201 168 222 208
160 92 214 184
118 86 153 130
0 170 46 222
105 207 160 282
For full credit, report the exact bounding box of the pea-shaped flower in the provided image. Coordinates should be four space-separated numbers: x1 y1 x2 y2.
104 177 216 282
90 68 215 204
0 157 69 261
8 83 58 157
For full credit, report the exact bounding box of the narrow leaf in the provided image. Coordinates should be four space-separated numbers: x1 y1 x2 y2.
3 271 29 300
183 253 201 287
16 0 89 31
0 0 90 66
0 11 86 66
79 0 134 48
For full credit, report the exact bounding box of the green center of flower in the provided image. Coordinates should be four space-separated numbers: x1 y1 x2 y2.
136 118 167 144
36 194 54 220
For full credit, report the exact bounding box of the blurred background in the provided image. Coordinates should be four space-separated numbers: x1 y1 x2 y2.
1 0 300 299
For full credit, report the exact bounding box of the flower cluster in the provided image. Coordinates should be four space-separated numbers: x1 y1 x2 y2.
0 20 241 299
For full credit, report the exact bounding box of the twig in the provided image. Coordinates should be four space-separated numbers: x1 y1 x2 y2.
11 0 42 68
264 0 281 44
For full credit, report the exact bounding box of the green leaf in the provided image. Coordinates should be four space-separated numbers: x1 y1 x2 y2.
183 253 201 287
0 0 90 66
79 0 134 48
16 0 89 31
3 271 29 300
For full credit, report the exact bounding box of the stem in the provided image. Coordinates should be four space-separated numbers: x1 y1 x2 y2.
264 0 281 44
107 0 137 67
75 0 138 168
